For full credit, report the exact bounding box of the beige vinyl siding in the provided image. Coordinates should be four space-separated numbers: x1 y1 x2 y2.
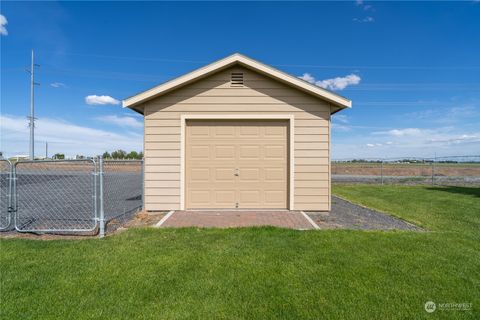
143 66 331 211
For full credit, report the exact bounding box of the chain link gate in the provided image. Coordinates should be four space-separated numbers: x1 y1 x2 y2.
1 158 143 236
14 159 98 233
0 159 13 230
102 159 143 232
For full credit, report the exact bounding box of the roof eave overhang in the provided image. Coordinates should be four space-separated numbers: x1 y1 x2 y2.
122 53 352 113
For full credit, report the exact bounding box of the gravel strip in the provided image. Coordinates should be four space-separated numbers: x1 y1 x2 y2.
308 196 422 231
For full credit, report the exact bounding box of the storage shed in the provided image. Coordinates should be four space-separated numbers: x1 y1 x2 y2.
123 53 351 211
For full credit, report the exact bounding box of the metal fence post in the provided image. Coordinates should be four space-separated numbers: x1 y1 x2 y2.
431 159 435 186
12 163 17 229
380 159 384 185
99 156 105 238
0 160 13 231
93 158 97 224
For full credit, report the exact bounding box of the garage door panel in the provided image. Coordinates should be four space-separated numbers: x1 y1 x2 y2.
189 190 211 205
214 145 236 159
189 168 210 182
264 191 287 205
214 126 236 137
190 145 210 159
264 125 286 137
239 125 260 136
238 190 261 204
189 125 210 137
215 190 236 205
215 168 236 182
264 168 287 181
238 168 261 182
264 145 286 159
239 145 261 160
186 120 288 209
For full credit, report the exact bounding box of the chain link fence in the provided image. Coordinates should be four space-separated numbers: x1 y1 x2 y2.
0 160 13 230
0 157 143 236
102 160 143 232
14 159 98 233
1 154 477 235
332 155 480 186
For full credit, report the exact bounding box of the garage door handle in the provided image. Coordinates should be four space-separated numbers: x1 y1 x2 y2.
234 169 239 176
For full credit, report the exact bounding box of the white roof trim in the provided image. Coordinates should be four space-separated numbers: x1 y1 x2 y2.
122 53 352 110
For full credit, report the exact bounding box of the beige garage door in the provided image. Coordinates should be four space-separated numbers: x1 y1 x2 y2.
186 120 288 209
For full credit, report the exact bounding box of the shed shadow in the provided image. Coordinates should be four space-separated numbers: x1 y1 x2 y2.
426 186 480 198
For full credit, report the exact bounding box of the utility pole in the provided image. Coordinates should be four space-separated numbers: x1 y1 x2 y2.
45 141 48 159
26 50 40 160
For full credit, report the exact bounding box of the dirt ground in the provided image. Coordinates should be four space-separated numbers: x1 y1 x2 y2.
119 211 166 229
14 161 142 173
309 196 422 231
0 211 165 240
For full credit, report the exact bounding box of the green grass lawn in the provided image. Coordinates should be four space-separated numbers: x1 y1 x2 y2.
1 185 479 319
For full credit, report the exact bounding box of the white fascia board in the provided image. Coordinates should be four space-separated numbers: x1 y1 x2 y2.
122 53 352 110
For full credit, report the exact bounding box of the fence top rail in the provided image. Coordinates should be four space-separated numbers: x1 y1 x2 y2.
14 158 96 166
103 159 143 162
0 159 13 165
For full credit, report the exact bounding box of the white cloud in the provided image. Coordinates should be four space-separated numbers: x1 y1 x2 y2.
298 73 315 83
50 82 66 88
355 0 374 11
407 105 479 125
96 115 143 129
333 126 480 159
0 114 142 158
317 74 361 90
298 73 361 91
380 128 426 137
373 127 480 145
332 123 351 132
353 0 375 22
333 114 349 124
331 114 351 132
0 14 8 36
85 95 120 105
353 16 375 23
428 134 480 144
366 143 383 148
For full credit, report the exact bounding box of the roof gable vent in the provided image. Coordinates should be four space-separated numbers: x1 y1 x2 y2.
230 72 244 87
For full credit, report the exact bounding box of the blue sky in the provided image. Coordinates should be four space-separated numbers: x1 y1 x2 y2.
1 1 480 159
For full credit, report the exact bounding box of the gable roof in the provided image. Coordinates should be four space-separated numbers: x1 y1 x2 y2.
123 53 352 112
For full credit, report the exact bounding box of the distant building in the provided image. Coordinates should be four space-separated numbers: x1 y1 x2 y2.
10 155 29 161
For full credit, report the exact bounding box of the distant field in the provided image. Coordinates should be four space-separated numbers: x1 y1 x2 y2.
332 162 480 177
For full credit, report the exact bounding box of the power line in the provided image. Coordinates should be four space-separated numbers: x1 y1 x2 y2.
31 50 480 70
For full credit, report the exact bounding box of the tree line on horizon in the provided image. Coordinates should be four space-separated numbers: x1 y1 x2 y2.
49 150 143 160
102 150 144 160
